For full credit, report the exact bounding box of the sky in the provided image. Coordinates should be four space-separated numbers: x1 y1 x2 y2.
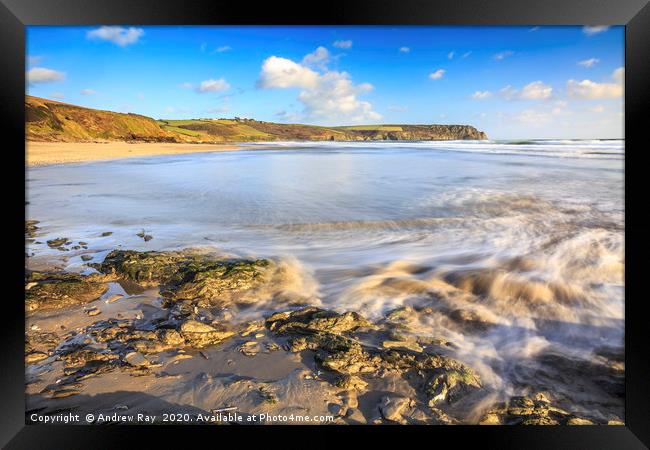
26 25 624 139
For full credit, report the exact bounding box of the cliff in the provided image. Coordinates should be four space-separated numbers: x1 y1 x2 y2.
26 96 487 143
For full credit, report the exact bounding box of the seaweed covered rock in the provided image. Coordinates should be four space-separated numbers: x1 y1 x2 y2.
265 307 482 406
26 220 39 238
479 393 597 425
266 307 374 335
92 250 271 306
25 271 108 312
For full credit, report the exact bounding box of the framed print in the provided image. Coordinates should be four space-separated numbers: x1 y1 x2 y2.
1 0 649 448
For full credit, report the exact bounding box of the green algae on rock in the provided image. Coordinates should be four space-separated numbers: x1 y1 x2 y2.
479 392 600 425
25 272 108 312
265 307 482 407
92 250 272 306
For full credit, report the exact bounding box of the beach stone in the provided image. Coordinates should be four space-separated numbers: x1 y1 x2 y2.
86 308 101 316
238 341 261 357
46 237 69 248
81 255 93 262
124 351 149 366
101 232 113 236
179 320 234 348
379 396 411 423
26 220 40 237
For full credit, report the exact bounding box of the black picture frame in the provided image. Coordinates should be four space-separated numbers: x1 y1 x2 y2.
2 0 648 448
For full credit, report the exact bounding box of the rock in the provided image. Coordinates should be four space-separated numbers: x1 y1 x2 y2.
265 307 374 335
143 235 153 242
238 341 261 357
93 250 271 306
379 396 411 423
328 403 344 416
47 237 69 248
26 220 40 238
25 352 49 364
382 340 423 353
124 351 149 366
335 374 369 392
479 393 596 425
341 391 358 408
180 320 217 333
85 308 101 316
25 272 108 312
81 255 93 262
179 320 234 348
101 231 113 237
426 368 481 405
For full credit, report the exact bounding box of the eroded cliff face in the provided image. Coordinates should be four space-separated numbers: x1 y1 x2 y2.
26 95 488 143
343 125 487 141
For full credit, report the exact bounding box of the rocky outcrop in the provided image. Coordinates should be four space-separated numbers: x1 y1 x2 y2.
265 307 482 408
25 271 108 312
92 250 272 307
479 393 600 425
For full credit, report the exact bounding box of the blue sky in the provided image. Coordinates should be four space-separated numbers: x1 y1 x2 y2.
26 26 624 139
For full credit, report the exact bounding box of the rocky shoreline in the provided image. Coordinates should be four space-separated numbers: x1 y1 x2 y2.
25 239 623 425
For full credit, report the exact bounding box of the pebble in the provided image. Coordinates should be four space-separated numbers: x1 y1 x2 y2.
124 351 149 366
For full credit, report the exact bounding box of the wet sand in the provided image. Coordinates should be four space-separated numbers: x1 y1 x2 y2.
26 141 241 166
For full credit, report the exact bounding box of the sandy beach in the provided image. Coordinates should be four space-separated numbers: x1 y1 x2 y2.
26 141 241 167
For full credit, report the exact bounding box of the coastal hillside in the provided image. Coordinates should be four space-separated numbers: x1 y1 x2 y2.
26 96 487 143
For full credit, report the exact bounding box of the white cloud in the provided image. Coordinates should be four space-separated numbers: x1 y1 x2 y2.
257 56 319 89
302 46 330 70
50 92 65 100
215 45 231 53
257 49 380 123
333 40 353 49
180 82 194 89
27 67 65 84
612 67 624 83
388 105 407 112
494 50 514 61
498 85 518 100
399 47 410 53
198 78 231 93
80 88 96 95
471 90 492 100
583 26 609 36
578 58 599 68
496 81 552 100
519 81 553 100
87 26 144 47
567 67 623 99
462 51 472 58
447 51 455 60
429 69 445 80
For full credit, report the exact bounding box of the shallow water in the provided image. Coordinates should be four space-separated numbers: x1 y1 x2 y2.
26 139 624 421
